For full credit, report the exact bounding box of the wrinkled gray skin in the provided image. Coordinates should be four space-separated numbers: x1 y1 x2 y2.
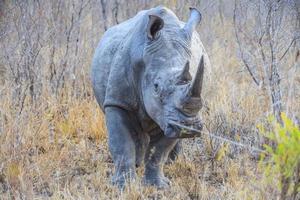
91 6 209 189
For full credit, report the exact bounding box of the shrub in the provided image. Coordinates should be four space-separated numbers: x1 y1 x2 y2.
259 113 300 200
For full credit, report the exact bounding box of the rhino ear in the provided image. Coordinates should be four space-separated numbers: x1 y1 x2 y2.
183 7 202 38
147 15 164 40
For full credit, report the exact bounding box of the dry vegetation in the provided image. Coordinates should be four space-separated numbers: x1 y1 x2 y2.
0 0 299 199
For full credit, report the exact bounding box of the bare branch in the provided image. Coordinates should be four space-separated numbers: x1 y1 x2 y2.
233 0 260 86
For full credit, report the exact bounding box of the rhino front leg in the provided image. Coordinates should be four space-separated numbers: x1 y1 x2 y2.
105 107 136 189
144 134 178 188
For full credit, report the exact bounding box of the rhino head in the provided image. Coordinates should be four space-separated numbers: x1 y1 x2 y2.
141 8 204 138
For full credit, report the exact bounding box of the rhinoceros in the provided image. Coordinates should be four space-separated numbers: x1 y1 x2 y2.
91 6 209 188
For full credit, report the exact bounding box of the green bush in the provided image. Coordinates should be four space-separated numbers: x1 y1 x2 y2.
259 113 300 200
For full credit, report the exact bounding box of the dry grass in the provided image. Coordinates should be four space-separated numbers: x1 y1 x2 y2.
0 93 269 199
0 0 299 199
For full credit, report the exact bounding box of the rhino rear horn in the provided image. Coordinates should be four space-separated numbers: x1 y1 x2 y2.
183 7 202 38
147 15 164 40
190 56 204 97
179 62 192 84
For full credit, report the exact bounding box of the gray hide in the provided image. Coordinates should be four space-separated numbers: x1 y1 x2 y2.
91 6 209 189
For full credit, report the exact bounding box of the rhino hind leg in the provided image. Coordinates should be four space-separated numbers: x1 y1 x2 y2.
135 132 150 168
168 141 182 163
104 107 137 189
144 134 178 189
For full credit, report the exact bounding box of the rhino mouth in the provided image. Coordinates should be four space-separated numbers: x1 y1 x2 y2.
164 114 203 138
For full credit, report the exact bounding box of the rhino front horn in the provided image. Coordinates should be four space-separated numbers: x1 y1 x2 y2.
190 56 204 97
183 7 202 38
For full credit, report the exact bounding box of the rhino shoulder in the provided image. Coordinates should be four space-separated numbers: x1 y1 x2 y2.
92 10 148 111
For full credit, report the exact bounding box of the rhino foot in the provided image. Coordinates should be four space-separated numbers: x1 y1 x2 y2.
112 176 125 189
112 174 136 189
143 175 170 189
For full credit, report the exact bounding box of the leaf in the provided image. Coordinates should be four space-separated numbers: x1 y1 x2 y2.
6 162 20 179
215 143 229 161
259 113 300 195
